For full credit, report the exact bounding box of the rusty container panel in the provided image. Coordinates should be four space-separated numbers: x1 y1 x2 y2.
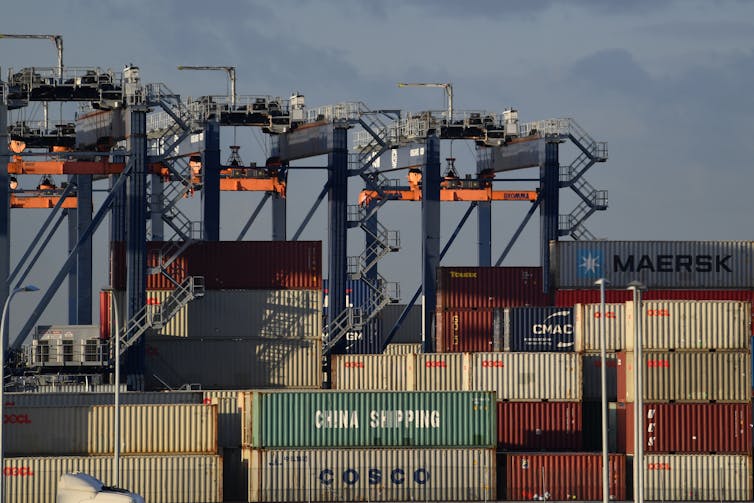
642 454 752 501
574 303 626 351
4 454 222 503
437 266 550 310
625 300 751 350
582 352 619 401
497 401 582 451
331 353 415 390
471 352 582 401
246 447 496 502
415 353 470 391
617 351 751 402
504 453 627 501
617 402 752 454
436 309 494 353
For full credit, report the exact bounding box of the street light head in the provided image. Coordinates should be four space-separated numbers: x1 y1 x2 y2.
626 280 647 291
22 285 39 292
594 278 610 287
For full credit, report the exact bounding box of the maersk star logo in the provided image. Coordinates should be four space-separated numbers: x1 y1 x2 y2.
578 250 603 277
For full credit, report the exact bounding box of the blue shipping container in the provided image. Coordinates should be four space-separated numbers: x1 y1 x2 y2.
505 306 575 352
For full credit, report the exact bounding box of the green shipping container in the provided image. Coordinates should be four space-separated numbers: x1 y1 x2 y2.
242 390 496 448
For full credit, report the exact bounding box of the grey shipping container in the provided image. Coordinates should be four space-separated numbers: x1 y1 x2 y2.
581 352 619 401
505 307 577 352
379 304 422 343
574 303 626 351
642 454 752 501
3 391 204 407
552 240 754 289
245 447 496 502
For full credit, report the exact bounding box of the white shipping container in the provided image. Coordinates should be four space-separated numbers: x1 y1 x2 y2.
415 353 470 391
625 300 751 350
471 352 582 401
574 303 626 351
3 391 204 407
245 448 496 502
383 343 422 355
3 454 222 503
642 454 752 501
331 354 415 390
4 404 217 456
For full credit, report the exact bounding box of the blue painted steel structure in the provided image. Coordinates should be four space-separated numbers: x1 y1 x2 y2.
421 135 441 353
0 101 9 352
110 151 127 242
68 174 93 324
540 141 559 294
202 120 221 241
477 200 492 267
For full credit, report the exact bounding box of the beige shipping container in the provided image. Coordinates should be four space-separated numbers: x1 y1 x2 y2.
245 447 496 502
383 343 422 355
471 352 582 401
642 454 752 501
626 300 751 350
618 351 751 402
574 303 626 351
4 404 217 456
3 454 222 503
415 353 470 391
331 354 415 390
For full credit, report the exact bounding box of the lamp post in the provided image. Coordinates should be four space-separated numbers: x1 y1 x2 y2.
102 287 120 487
0 284 39 502
594 278 610 503
627 280 647 503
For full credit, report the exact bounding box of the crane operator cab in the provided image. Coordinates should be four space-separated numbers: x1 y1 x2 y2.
56 473 144 503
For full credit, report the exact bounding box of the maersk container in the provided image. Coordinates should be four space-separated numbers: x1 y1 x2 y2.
625 300 751 350
617 351 751 402
4 404 217 456
240 390 496 448
331 353 414 390
617 402 752 454
552 240 754 289
245 447 496 502
4 454 222 503
436 309 494 353
503 453 627 501
470 352 582 401
3 391 204 407
574 302 626 351
581 352 619 401
505 306 577 352
145 336 321 390
203 390 242 448
437 266 551 310
497 401 582 451
415 353 470 391
641 454 752 501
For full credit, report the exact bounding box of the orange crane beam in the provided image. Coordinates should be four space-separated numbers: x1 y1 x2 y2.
359 187 537 206
8 160 169 176
219 177 286 196
10 194 77 209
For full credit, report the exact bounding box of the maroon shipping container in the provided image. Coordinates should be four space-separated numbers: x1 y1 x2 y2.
617 402 752 454
497 402 583 451
111 241 321 290
437 267 551 310
436 309 494 353
99 290 110 340
504 453 627 501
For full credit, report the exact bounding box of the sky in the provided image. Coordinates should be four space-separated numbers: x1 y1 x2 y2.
2 0 754 343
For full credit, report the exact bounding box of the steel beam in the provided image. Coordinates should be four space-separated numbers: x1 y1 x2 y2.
67 174 92 324
362 201 380 352
477 201 491 266
421 135 441 353
109 151 127 242
271 165 287 240
0 101 10 351
150 173 164 240
540 141 559 294
201 120 221 240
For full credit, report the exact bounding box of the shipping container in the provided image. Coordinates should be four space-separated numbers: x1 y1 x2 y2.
112 240 322 290
505 306 577 352
497 401 582 451
3 391 204 407
617 351 751 402
617 402 752 454
552 240 754 289
203 390 242 448
581 352 619 401
379 303 422 343
383 343 422 355
437 266 551 310
625 300 751 350
221 447 246 503
415 353 470 391
436 309 494 353
3 454 222 503
581 402 618 452
239 390 495 448
331 353 414 391
641 454 752 501
503 453 627 501
574 302 626 351
145 336 321 390
470 352 582 401
245 447 495 502
4 404 217 456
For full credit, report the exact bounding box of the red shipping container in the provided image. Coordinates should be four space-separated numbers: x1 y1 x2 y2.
437 267 551 310
436 309 494 353
616 402 752 454
504 453 627 501
497 402 582 451
99 290 110 340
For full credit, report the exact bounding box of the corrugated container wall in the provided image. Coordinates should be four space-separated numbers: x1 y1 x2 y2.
111 240 322 290
437 267 551 310
241 390 496 448
625 300 751 350
581 352 618 401
617 351 751 402
415 353 469 391
641 454 752 501
331 354 414 390
574 303 626 351
505 307 576 352
497 402 583 451
436 309 494 353
582 402 618 452
470 352 582 401
380 304 422 343
203 390 242 448
383 343 422 355
3 391 204 407
552 240 754 289
4 454 222 503
503 453 627 501
245 448 496 502
617 402 752 454
145 336 321 390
